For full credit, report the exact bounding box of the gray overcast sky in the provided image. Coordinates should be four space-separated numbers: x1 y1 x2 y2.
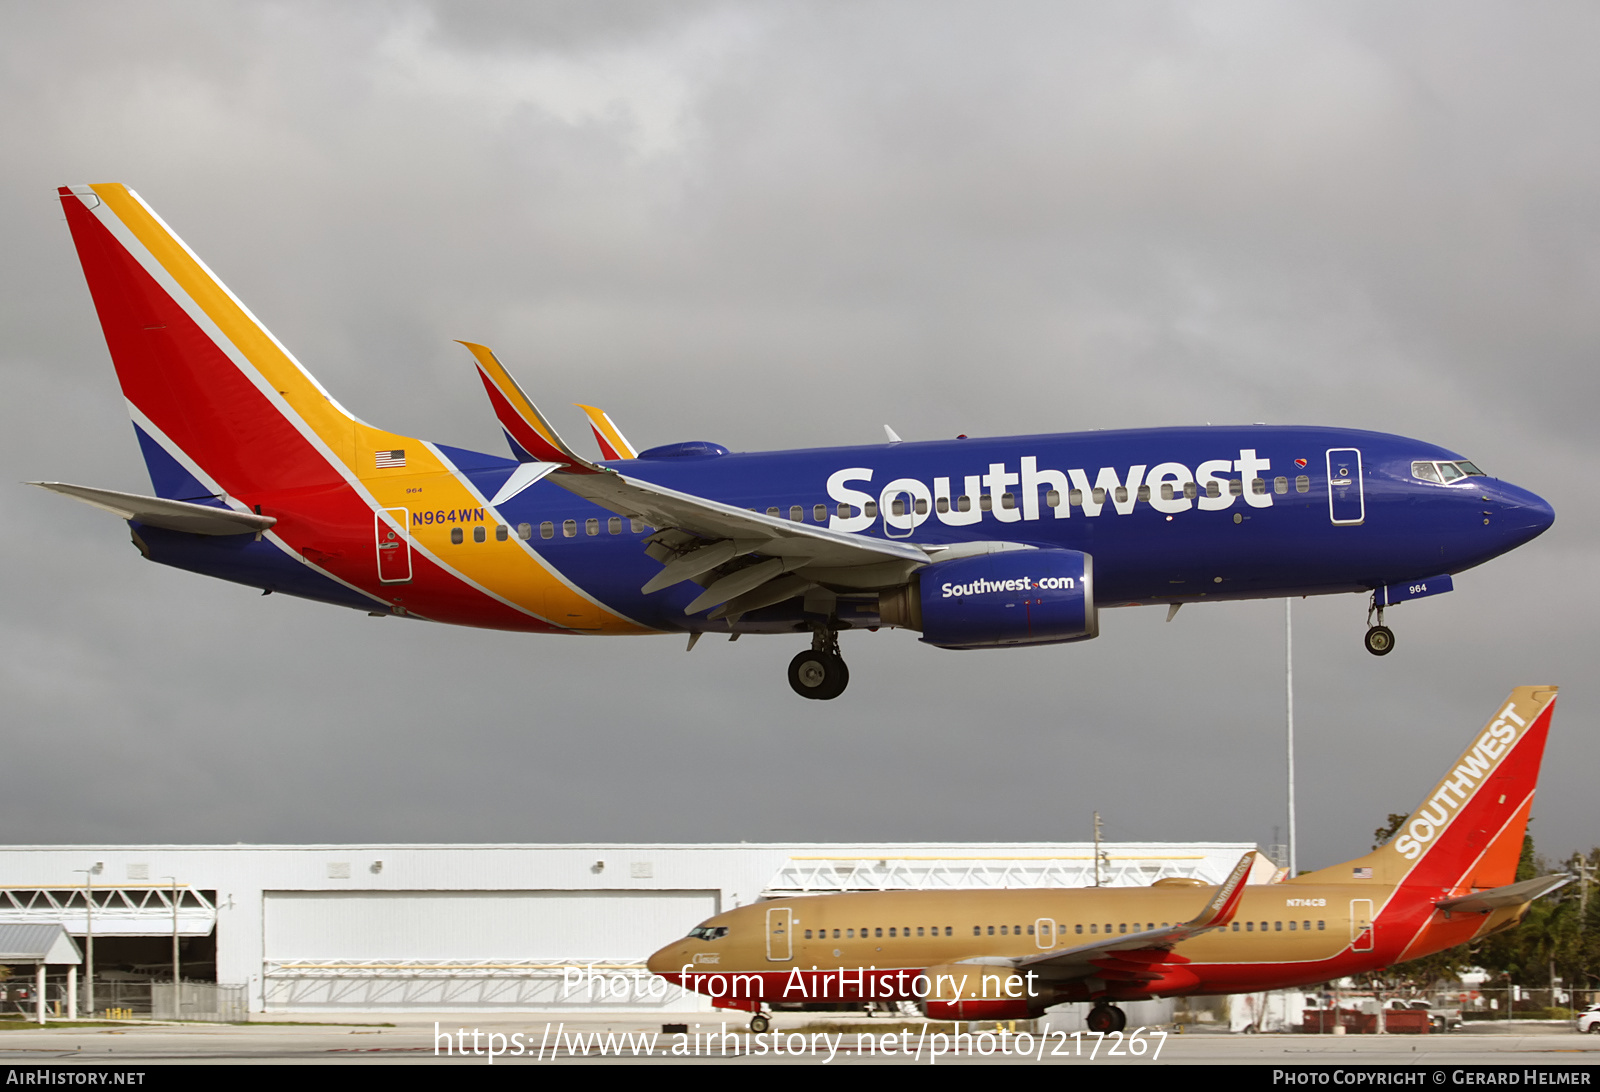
3 1 1596 870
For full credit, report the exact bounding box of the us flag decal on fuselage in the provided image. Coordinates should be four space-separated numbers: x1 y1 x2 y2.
375 450 406 468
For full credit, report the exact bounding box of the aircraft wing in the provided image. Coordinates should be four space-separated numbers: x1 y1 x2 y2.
31 482 277 537
1011 852 1255 982
460 342 931 613
1435 874 1572 919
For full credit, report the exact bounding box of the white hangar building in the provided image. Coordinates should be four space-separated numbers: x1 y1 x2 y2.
0 842 1261 1013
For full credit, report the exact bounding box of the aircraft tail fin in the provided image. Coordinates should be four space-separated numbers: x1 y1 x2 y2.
57 184 369 502
1292 686 1557 891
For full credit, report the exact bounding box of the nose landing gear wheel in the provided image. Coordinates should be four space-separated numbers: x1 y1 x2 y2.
749 1013 770 1034
1364 625 1395 656
788 650 848 700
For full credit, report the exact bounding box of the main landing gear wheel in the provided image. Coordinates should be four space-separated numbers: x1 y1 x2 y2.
788 624 849 700
1086 1004 1127 1033
749 1013 770 1034
788 650 848 700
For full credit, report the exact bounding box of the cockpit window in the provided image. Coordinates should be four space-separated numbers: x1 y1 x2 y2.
688 925 729 941
1413 460 1486 484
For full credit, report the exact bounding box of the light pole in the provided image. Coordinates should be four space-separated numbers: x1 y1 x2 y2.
162 877 181 1018
1285 599 1297 877
71 863 102 1017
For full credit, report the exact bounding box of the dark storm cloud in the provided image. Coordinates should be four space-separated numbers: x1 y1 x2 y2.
1 2 1596 868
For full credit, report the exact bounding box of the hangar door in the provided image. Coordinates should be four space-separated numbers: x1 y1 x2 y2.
263 889 718 961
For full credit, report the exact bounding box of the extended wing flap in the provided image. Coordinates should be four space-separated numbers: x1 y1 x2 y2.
32 482 276 537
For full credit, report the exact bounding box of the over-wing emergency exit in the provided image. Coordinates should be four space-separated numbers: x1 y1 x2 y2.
41 185 1555 698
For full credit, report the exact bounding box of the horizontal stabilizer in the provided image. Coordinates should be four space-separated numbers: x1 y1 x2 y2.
32 482 276 536
1435 874 1572 918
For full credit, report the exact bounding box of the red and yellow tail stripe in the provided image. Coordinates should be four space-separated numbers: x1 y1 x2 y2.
60 184 649 634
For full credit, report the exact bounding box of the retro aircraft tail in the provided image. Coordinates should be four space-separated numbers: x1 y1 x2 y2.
1289 686 1557 891
57 184 393 503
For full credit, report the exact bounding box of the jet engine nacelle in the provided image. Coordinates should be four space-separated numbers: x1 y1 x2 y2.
881 549 1097 649
918 961 1046 1021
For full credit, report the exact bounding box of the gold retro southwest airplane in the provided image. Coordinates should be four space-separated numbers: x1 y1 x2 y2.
39 185 1553 698
650 687 1567 1033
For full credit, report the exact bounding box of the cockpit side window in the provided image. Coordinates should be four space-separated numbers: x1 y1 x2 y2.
1413 460 1486 484
687 925 729 941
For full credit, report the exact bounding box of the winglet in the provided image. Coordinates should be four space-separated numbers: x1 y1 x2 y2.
457 341 601 473
574 404 638 460
1187 852 1254 932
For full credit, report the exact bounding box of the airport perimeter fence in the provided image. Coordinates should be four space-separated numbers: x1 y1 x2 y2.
151 981 247 1022
3 977 246 1021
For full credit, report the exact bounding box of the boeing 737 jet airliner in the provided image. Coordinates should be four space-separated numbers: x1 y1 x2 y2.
650 687 1566 1032
40 185 1554 698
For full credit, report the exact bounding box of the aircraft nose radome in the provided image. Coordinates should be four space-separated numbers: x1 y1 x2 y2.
646 946 677 975
1495 483 1556 543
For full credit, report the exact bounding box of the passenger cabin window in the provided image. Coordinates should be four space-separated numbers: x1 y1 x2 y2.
473 525 486 543
864 501 878 517
958 496 972 512
1046 490 1061 508
1136 485 1150 502
1183 482 1197 500
562 520 577 538
630 519 646 533
837 503 855 518
915 498 928 515
936 497 950 514
1205 482 1221 499
1001 493 1015 510
496 525 509 541
790 505 803 521
979 495 993 511
1228 479 1243 496
1274 477 1288 494
586 518 599 536
814 504 827 522
1251 478 1266 495
519 523 533 540
608 517 622 534
539 521 554 539
451 527 464 544
766 507 780 518
1295 475 1310 493
1091 487 1106 505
